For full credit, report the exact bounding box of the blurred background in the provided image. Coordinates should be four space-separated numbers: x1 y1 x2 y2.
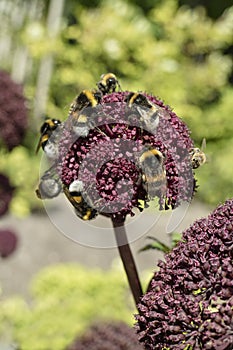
0 0 232 349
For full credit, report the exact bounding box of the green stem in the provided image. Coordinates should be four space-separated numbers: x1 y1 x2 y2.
112 218 143 310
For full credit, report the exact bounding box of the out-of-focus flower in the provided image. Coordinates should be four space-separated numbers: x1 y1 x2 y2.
0 70 28 150
0 173 15 217
66 321 143 350
0 229 18 258
57 90 196 222
136 198 233 350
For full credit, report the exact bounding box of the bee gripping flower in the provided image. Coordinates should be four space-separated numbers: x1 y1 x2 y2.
136 198 233 350
58 90 197 222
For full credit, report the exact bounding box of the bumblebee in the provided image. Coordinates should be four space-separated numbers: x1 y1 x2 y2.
69 89 102 116
36 165 62 199
97 73 121 95
125 92 160 132
63 180 98 221
139 147 166 198
189 138 206 169
36 118 61 156
68 89 102 138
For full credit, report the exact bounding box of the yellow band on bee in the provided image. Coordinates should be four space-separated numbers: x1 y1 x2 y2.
82 210 91 220
45 119 55 127
139 149 163 163
73 195 83 204
41 134 49 143
83 90 98 106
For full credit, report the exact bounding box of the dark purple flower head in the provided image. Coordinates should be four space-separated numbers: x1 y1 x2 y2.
0 173 15 216
136 198 233 350
0 229 18 258
66 321 143 350
0 70 28 150
57 90 196 222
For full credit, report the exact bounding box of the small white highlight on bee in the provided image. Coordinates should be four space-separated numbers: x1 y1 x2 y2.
69 180 84 193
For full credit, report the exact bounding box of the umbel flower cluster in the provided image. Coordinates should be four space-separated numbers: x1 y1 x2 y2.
0 70 28 150
66 321 143 350
37 73 200 223
136 198 233 350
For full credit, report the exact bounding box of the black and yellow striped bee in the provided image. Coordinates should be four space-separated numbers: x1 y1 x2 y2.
69 89 102 138
69 89 102 116
189 138 206 169
139 147 166 198
97 73 121 95
125 93 160 133
36 117 61 157
63 180 97 220
36 165 62 199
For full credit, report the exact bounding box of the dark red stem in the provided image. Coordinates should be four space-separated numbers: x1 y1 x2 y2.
112 218 143 310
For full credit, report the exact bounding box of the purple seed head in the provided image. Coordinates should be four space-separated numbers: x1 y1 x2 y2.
136 198 233 349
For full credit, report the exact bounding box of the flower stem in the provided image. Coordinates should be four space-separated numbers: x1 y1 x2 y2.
112 218 143 310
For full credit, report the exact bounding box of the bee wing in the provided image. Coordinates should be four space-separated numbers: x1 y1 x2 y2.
201 137 206 151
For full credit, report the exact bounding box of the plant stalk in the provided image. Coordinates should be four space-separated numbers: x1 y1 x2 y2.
112 218 143 310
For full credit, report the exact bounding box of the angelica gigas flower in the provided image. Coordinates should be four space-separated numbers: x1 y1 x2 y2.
56 88 197 223
136 198 233 350
0 70 28 150
66 321 143 350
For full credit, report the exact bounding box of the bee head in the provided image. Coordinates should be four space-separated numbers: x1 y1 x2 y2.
97 73 119 94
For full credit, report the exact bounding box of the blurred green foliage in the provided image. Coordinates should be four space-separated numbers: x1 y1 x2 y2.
0 263 134 350
1 0 233 214
0 146 41 216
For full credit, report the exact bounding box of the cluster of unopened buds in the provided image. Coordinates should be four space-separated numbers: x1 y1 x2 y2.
36 73 206 223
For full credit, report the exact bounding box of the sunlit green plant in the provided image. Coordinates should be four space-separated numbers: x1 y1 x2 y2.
0 263 134 350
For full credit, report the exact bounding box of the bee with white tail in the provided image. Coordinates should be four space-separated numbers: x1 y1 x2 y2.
125 93 160 133
139 147 167 199
63 180 98 220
